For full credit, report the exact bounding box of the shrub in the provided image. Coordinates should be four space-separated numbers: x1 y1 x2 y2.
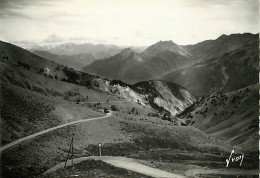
111 105 119 111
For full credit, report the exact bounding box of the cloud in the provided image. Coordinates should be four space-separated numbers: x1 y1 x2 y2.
0 0 258 46
0 9 33 19
0 0 60 20
0 0 54 9
184 0 257 7
43 34 65 43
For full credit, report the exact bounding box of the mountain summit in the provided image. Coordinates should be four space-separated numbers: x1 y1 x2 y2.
115 48 142 62
142 40 192 58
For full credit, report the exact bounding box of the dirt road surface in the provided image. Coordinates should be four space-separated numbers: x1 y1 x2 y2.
0 112 112 152
44 156 186 178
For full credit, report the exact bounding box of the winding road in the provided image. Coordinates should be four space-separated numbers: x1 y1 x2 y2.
83 100 126 104
0 100 129 152
0 112 112 152
1 99 185 177
44 156 185 178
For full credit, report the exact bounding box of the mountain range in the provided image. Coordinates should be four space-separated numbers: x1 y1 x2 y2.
31 43 146 71
32 50 98 71
31 42 124 56
83 40 194 83
83 33 258 91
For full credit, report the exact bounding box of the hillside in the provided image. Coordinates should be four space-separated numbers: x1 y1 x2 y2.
0 41 61 73
0 40 196 144
162 41 258 97
83 41 194 83
0 41 195 119
177 85 258 151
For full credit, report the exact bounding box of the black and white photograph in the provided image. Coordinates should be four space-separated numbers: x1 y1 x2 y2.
0 0 259 177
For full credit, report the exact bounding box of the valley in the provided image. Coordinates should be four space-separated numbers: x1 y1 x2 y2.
0 32 259 178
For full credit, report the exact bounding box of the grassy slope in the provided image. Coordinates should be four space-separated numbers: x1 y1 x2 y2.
1 90 235 177
178 84 258 151
1 82 257 177
0 60 123 145
1 110 233 177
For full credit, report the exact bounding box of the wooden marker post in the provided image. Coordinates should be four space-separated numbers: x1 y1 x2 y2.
71 135 74 164
149 85 151 106
64 134 74 168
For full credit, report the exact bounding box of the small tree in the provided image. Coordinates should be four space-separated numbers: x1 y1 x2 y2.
76 98 80 104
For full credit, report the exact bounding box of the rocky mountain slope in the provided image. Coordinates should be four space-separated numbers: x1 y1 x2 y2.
177 84 258 151
162 41 258 97
83 41 194 83
108 80 196 116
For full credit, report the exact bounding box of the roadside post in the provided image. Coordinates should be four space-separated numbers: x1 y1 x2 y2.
98 143 102 156
64 134 74 168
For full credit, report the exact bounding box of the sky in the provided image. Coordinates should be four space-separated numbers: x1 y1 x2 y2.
0 0 259 48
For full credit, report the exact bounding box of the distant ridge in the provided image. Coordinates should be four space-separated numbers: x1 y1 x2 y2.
83 40 194 84
182 33 258 60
